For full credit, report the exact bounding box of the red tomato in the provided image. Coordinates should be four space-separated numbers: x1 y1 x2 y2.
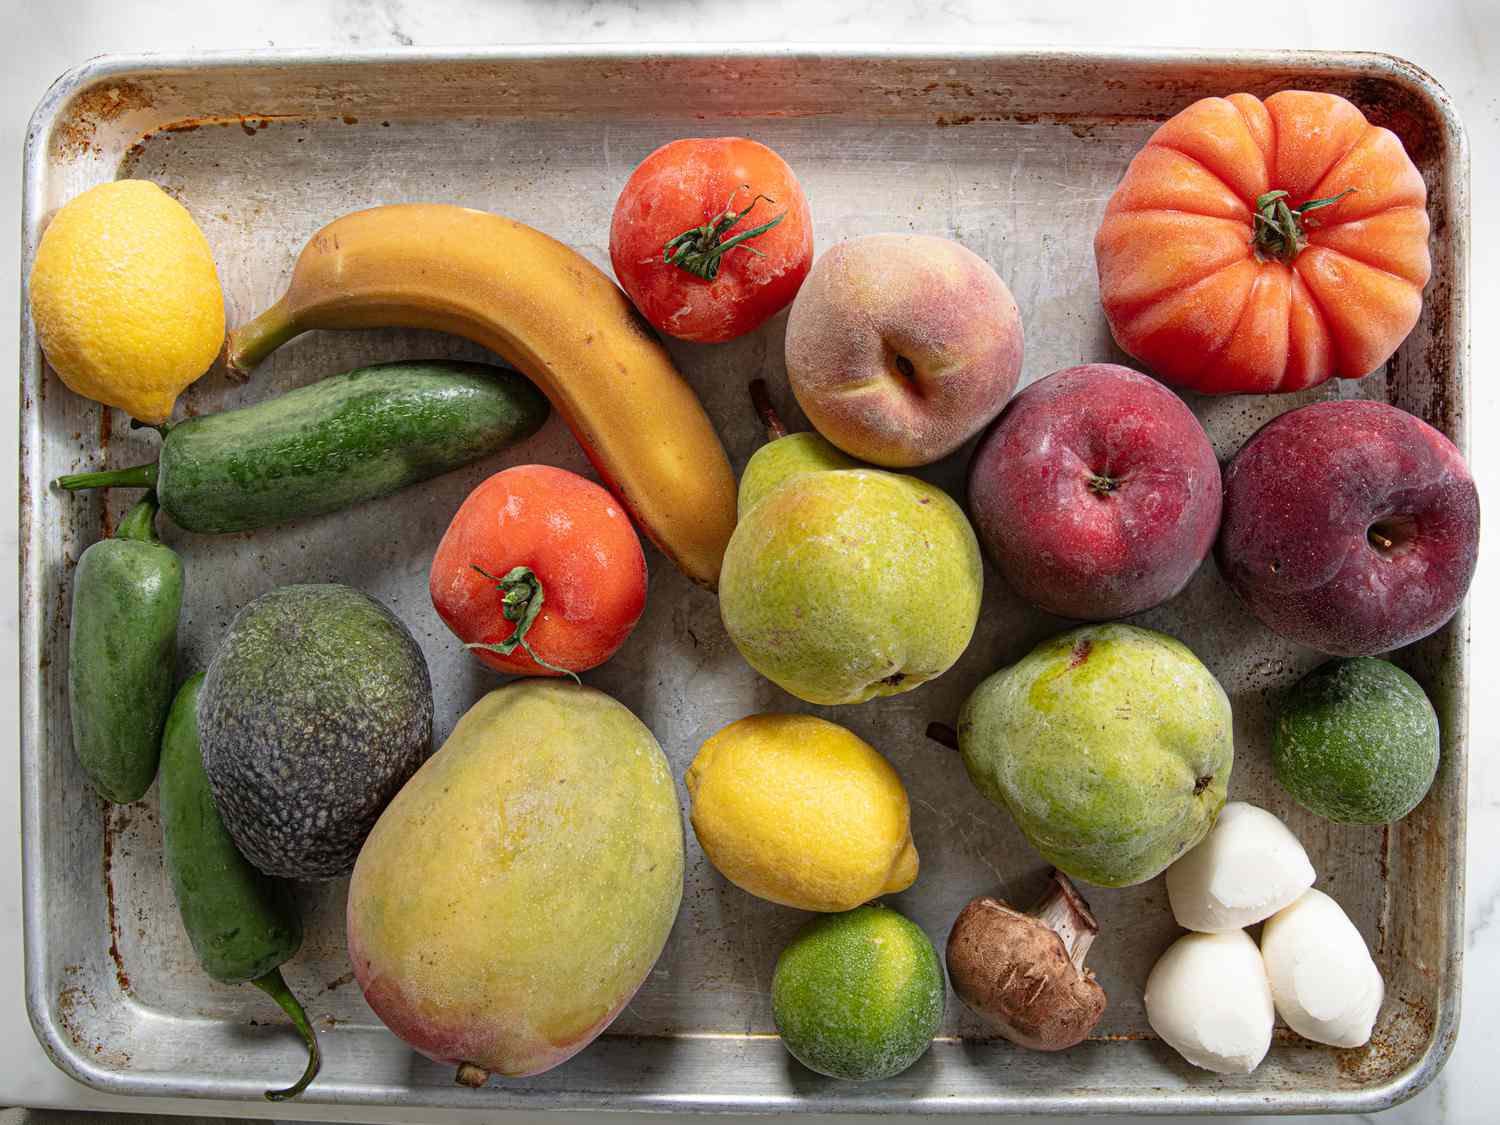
610 137 813 343
1095 91 1430 394
429 465 647 677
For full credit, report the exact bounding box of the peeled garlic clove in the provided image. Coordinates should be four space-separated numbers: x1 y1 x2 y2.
1144 930 1274 1074
1260 888 1383 1048
1165 802 1315 933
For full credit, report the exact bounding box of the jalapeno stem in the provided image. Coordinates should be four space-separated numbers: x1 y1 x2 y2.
112 493 162 543
251 966 322 1101
53 462 159 493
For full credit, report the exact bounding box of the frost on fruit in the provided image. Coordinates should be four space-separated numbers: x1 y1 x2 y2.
1165 802 1315 932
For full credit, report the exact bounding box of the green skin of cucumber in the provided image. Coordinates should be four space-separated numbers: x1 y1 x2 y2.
67 494 182 803
54 360 550 533
159 672 321 1101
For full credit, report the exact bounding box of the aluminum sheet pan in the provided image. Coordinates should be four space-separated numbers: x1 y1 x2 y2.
19 45 1469 1114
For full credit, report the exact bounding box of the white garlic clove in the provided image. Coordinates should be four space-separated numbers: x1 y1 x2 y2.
1260 887 1383 1048
1144 929 1275 1074
1166 802 1315 933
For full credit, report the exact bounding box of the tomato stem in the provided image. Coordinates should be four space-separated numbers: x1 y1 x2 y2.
1251 187 1357 263
465 564 580 682
662 186 786 281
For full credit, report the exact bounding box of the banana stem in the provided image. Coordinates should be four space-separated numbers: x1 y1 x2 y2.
251 967 322 1101
226 297 300 378
53 462 159 492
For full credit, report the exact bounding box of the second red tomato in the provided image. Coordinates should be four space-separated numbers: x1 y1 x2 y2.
610 137 813 343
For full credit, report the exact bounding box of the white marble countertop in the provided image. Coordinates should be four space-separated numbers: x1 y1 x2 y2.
2 1 1495 1121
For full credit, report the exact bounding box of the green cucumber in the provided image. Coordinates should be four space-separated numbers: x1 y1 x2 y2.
53 360 549 532
67 493 182 803
159 673 320 1101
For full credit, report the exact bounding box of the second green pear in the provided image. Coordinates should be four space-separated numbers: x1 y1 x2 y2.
721 427 982 706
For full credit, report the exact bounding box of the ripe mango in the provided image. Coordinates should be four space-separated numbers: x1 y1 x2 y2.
346 680 684 1082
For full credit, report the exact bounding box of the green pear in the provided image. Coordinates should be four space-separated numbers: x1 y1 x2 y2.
720 384 982 706
958 623 1232 887
738 431 860 517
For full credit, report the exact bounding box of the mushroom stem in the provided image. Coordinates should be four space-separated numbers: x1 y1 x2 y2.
1031 870 1099 970
945 869 1108 1051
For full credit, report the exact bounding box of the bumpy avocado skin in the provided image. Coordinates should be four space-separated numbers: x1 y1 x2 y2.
1273 657 1440 825
198 584 433 879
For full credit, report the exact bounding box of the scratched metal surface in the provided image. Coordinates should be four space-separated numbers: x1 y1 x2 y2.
19 47 1468 1113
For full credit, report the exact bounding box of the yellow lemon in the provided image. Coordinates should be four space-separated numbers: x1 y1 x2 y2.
29 180 224 423
686 713 918 912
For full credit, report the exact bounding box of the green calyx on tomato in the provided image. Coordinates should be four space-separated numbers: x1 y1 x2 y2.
465 564 580 682
662 186 786 281
1251 187 1357 263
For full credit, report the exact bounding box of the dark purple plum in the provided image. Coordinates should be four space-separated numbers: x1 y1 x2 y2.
1217 400 1478 656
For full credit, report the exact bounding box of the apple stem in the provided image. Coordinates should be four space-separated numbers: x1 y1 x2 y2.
926 721 960 751
1369 530 1395 551
749 379 789 442
1087 473 1119 496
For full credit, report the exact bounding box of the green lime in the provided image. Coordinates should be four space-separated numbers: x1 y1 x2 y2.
771 903 944 1082
1273 657 1439 825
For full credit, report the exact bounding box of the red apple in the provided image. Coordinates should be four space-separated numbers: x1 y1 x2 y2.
967 364 1221 620
1217 400 1478 656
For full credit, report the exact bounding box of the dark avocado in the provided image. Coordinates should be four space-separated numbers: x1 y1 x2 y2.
198 583 433 879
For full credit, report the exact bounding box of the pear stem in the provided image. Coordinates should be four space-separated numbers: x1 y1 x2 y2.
749 379 788 442
926 721 960 751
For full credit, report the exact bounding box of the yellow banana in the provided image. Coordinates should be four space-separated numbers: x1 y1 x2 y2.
226 203 737 590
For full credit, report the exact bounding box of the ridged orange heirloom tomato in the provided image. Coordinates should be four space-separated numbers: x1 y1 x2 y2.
610 137 813 343
1094 91 1430 394
429 465 647 678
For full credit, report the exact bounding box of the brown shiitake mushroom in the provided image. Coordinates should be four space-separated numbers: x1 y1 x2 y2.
945 869 1106 1050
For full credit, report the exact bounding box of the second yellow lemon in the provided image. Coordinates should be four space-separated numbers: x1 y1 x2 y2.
686 713 918 912
29 180 224 424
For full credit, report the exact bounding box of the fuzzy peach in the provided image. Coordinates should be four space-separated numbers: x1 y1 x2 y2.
784 234 1023 467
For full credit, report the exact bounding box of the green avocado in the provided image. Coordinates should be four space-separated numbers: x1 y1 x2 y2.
1273 657 1439 825
198 584 433 880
